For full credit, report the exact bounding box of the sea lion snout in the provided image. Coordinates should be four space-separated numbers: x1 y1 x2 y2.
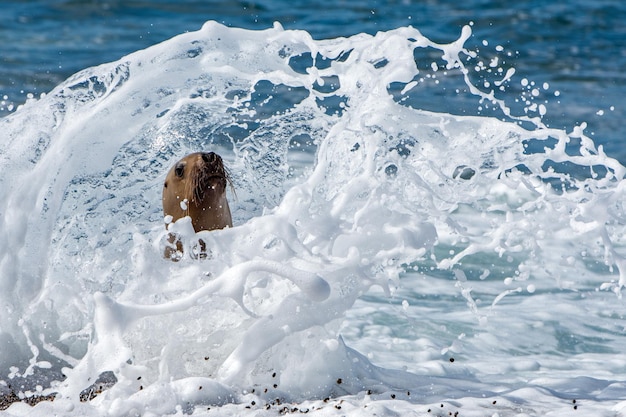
195 152 228 200
201 152 216 164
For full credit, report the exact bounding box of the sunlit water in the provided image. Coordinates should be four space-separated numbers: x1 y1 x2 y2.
0 17 625 417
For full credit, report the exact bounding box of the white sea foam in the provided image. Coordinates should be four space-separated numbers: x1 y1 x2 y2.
1 21 625 416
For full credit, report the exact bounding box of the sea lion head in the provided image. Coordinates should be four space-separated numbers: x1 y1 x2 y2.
162 152 233 232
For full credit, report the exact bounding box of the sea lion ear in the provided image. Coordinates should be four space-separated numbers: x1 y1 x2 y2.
175 162 185 178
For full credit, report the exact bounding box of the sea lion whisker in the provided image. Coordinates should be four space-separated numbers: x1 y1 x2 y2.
221 166 237 199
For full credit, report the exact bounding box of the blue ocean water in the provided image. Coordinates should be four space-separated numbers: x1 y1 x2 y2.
1 0 625 159
1 2 626 416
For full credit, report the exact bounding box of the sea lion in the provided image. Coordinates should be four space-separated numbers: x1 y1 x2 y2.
162 152 233 260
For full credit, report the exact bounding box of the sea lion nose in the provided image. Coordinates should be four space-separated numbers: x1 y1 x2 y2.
201 152 216 164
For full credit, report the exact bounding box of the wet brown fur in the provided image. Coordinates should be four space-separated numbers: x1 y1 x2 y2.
162 152 233 260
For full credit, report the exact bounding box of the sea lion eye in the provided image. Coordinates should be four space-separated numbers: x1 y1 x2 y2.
175 163 185 178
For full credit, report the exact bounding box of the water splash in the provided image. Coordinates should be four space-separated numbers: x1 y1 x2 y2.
0 21 625 415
